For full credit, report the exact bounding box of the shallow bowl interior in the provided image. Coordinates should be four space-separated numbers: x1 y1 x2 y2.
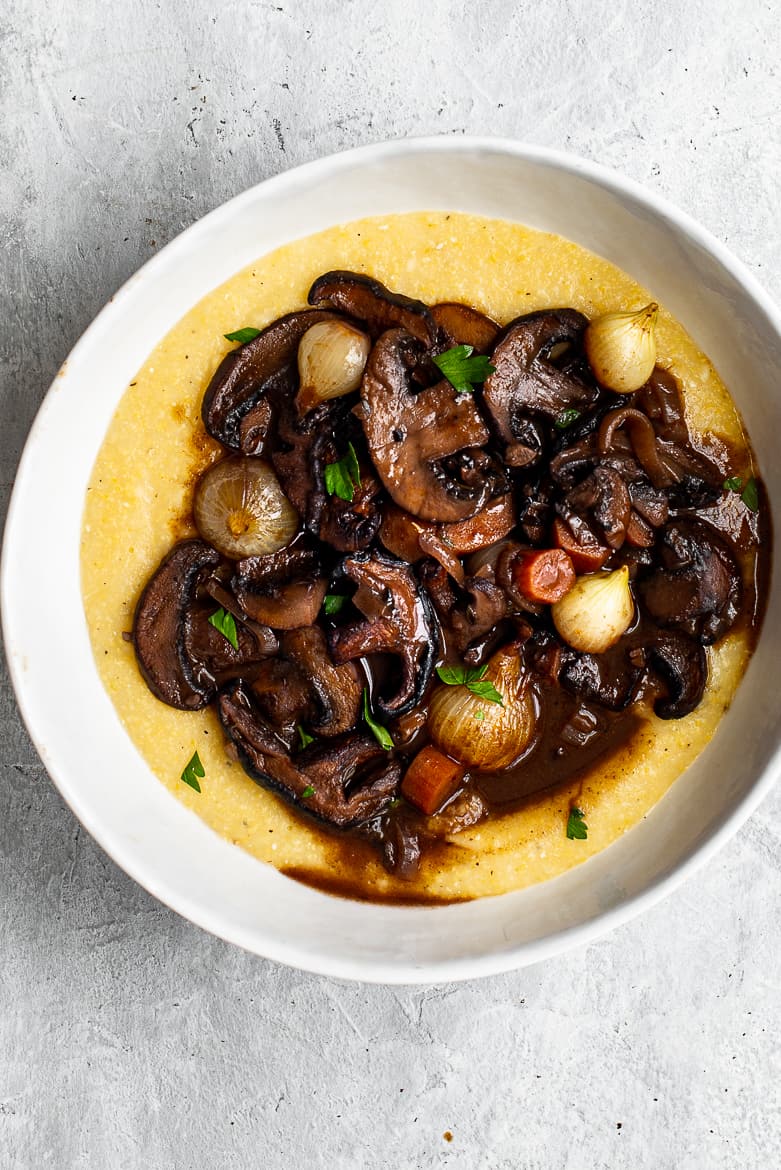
4 139 780 983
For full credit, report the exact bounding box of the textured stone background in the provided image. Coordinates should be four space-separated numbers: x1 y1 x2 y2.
2 1 781 1167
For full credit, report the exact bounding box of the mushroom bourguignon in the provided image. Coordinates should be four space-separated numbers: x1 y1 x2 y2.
132 270 766 879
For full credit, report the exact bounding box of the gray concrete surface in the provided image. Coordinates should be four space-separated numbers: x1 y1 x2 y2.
2 1 781 1166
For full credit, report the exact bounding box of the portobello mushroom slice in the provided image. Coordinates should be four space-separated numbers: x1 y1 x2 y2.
646 632 707 719
271 398 379 550
559 648 644 712
565 464 632 550
233 544 328 630
360 328 498 523
379 494 515 582
639 519 742 644
429 302 500 353
133 540 221 710
308 270 437 345
218 682 400 828
202 309 341 450
483 309 597 439
282 626 363 737
328 551 438 719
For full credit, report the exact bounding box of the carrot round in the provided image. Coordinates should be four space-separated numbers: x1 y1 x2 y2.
511 548 576 604
401 746 464 816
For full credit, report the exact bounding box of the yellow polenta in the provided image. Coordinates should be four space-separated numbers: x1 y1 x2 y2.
81 212 757 903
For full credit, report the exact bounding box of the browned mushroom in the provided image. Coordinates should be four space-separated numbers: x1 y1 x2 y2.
202 309 341 450
328 551 438 718
430 302 500 352
565 464 632 550
308 270 437 345
134 540 274 710
282 626 363 737
379 494 515 583
218 682 400 827
646 631 708 719
233 544 328 629
133 540 220 709
483 309 597 441
360 328 499 522
639 519 742 644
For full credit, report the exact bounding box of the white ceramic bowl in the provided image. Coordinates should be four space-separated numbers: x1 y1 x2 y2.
4 138 780 984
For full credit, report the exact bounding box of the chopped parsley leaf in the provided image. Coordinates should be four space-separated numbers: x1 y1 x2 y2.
323 593 348 616
181 750 205 793
301 785 315 799
297 725 314 750
208 607 238 651
435 663 503 706
554 408 581 430
224 327 261 344
741 476 759 512
324 442 361 502
566 807 588 840
362 689 393 750
432 344 495 395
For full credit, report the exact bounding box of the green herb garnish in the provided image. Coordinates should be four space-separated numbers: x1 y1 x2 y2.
741 476 759 512
566 807 588 840
181 750 205 793
208 607 238 651
324 442 361 502
323 593 348 616
362 689 393 750
224 327 261 344
724 474 760 513
435 664 503 706
432 344 495 395
297 725 314 750
301 785 315 799
474 708 485 721
554 408 581 430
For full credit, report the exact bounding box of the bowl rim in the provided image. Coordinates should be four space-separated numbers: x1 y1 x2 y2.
4 135 781 984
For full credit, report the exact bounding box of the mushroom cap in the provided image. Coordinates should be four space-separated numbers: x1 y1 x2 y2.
360 328 498 523
202 309 341 450
218 682 400 828
328 551 439 720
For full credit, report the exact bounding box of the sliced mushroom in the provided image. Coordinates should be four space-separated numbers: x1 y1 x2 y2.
316 473 383 552
599 405 722 504
271 398 379 549
218 682 400 828
133 540 220 709
360 328 497 522
430 302 500 353
559 648 643 711
379 494 514 583
639 519 742 644
308 270 437 344
233 545 328 630
282 626 363 737
566 464 632 550
646 632 708 719
202 309 340 450
483 309 597 440
418 560 510 655
328 552 438 719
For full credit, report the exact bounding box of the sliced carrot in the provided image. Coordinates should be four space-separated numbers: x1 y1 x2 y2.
511 548 576 604
401 746 464 816
552 518 611 573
